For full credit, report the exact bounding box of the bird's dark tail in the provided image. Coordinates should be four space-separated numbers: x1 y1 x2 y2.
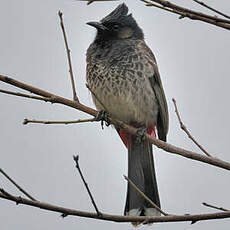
124 134 161 218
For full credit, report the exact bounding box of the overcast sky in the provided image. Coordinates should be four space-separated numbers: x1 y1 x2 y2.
0 0 230 229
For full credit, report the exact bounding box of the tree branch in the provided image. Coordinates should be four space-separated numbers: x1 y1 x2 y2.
140 0 230 30
0 89 51 102
1 191 230 223
191 0 230 20
23 118 95 125
58 11 79 102
73 155 102 217
1 74 230 172
172 98 211 157
0 75 96 116
79 0 119 5
0 168 36 201
203 202 229 212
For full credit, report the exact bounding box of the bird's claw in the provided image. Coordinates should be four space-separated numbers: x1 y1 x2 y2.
135 127 147 143
95 110 110 129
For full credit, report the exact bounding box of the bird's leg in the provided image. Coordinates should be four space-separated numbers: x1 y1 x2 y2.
95 110 110 129
135 126 147 143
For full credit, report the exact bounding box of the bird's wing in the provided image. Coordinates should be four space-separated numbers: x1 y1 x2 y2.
140 41 169 141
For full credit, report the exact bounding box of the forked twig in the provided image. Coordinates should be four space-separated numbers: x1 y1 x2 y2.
23 118 96 125
203 202 229 212
58 11 79 102
73 155 102 217
172 98 212 157
191 0 230 20
124 175 168 216
0 168 36 201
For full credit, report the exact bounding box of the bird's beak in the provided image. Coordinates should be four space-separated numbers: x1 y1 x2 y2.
86 21 108 31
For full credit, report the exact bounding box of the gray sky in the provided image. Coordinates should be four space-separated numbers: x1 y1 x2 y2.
0 0 230 229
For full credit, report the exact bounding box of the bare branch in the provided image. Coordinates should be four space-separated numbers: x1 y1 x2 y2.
191 0 230 20
1 191 230 223
203 202 229 212
140 0 230 30
73 155 102 217
0 89 51 102
0 75 96 116
58 11 79 102
124 175 168 216
23 118 96 125
172 98 211 157
149 0 230 23
79 0 118 5
1 74 230 171
0 168 36 201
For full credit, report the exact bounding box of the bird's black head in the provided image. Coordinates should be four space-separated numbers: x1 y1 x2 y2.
87 3 144 43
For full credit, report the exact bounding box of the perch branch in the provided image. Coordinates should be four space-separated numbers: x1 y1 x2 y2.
172 98 211 157
58 11 79 102
1 74 230 171
0 75 96 116
124 175 168 216
1 191 230 223
73 155 102 217
0 168 36 201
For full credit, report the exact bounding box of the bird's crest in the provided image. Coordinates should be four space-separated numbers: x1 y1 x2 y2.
101 3 130 24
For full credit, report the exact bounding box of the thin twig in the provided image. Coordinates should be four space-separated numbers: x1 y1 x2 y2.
79 0 118 5
1 75 230 171
0 89 51 102
172 98 212 157
58 11 79 102
0 188 17 199
73 155 102 217
23 118 96 125
124 175 168 216
148 0 230 23
191 0 230 20
1 191 230 223
203 202 229 212
0 168 36 201
140 0 230 31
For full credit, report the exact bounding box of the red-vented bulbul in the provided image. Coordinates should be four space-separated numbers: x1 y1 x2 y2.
86 3 169 218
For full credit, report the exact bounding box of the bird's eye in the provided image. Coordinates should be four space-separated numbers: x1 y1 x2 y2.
113 24 120 30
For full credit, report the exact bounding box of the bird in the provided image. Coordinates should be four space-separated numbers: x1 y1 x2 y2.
86 3 169 219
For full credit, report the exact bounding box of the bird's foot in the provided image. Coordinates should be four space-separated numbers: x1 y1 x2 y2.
135 127 147 143
95 110 110 129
